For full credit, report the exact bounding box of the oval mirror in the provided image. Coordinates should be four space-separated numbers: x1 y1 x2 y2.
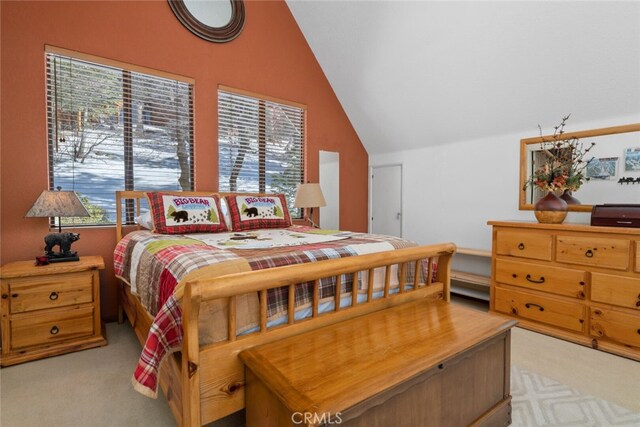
168 0 245 43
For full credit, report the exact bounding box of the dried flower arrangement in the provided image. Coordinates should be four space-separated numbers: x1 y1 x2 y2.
525 115 596 193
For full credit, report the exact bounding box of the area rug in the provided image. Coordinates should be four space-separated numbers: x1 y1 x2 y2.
511 365 640 426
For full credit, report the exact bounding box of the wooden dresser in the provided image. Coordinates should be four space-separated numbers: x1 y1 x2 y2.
1 256 107 366
489 221 640 360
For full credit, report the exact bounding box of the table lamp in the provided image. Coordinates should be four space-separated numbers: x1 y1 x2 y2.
294 183 327 228
25 187 90 262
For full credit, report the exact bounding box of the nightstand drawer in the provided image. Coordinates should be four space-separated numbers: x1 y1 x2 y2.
591 273 640 310
591 307 640 348
495 259 586 299
10 306 94 349
494 287 585 333
8 272 93 314
556 235 630 270
495 231 552 261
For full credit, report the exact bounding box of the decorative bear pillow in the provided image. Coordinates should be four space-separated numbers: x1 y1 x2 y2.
146 192 228 234
225 194 291 231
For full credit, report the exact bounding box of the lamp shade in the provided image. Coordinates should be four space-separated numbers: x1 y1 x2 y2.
25 189 90 218
294 183 327 208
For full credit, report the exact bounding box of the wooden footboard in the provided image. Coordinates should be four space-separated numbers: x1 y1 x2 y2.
182 243 454 426
115 190 456 427
120 243 455 426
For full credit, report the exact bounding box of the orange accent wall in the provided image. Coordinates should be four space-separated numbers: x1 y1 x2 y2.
0 1 368 320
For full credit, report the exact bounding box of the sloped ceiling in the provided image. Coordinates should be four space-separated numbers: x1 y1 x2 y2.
287 1 640 154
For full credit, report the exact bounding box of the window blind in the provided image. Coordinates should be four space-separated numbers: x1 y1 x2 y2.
46 52 194 226
218 89 305 218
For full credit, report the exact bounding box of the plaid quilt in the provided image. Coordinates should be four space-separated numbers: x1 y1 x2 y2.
115 226 421 398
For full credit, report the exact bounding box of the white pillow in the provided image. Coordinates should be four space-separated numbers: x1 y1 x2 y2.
135 211 153 230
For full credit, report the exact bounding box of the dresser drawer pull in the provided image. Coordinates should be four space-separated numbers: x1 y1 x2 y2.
525 303 544 312
50 326 59 335
525 274 545 284
49 292 59 301
518 243 525 250
585 249 594 258
637 329 640 335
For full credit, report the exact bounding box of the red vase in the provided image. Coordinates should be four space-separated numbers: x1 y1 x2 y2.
534 192 568 224
560 190 581 205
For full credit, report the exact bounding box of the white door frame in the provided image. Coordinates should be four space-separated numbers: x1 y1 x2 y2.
369 163 403 237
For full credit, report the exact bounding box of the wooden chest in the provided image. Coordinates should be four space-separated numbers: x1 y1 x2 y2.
489 221 640 361
240 301 515 427
1 256 107 366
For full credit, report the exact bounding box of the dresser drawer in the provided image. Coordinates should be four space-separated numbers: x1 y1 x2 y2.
591 273 640 310
556 236 630 270
591 307 640 348
10 306 94 349
8 272 93 314
494 287 585 333
495 231 552 261
495 259 586 299
635 241 640 273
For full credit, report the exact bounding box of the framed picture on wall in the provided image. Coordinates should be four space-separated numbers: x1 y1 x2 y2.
624 147 640 172
586 157 618 180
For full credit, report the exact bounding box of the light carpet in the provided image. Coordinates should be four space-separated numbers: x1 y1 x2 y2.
1 310 639 426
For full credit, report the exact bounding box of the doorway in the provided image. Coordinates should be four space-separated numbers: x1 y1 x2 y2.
370 164 402 237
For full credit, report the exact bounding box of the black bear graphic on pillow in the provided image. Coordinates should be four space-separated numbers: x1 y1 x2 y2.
244 207 259 217
170 210 189 222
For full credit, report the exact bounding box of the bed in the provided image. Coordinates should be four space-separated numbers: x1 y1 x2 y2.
114 190 456 427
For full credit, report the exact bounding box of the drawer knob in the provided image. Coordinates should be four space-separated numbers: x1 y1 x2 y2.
525 302 544 312
49 292 59 301
525 274 545 284
637 329 640 335
50 326 59 335
517 243 525 250
11 293 18 298
1 294 7 299
585 249 594 258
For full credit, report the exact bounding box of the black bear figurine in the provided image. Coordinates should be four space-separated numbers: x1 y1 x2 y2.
44 232 80 257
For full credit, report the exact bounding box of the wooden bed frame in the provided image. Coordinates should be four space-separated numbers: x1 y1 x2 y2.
115 191 455 427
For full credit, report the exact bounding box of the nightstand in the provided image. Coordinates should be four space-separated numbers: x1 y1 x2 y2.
1 256 107 367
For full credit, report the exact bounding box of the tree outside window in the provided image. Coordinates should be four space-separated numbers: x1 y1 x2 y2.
46 51 194 226
218 89 304 218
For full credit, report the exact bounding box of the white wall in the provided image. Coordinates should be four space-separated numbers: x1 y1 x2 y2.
369 115 640 251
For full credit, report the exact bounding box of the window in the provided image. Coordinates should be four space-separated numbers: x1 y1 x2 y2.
46 48 194 226
218 88 305 218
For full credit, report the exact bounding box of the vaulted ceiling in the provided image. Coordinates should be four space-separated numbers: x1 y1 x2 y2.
287 1 640 154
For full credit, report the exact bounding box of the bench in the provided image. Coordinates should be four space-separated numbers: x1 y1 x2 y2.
452 247 492 301
239 300 515 427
